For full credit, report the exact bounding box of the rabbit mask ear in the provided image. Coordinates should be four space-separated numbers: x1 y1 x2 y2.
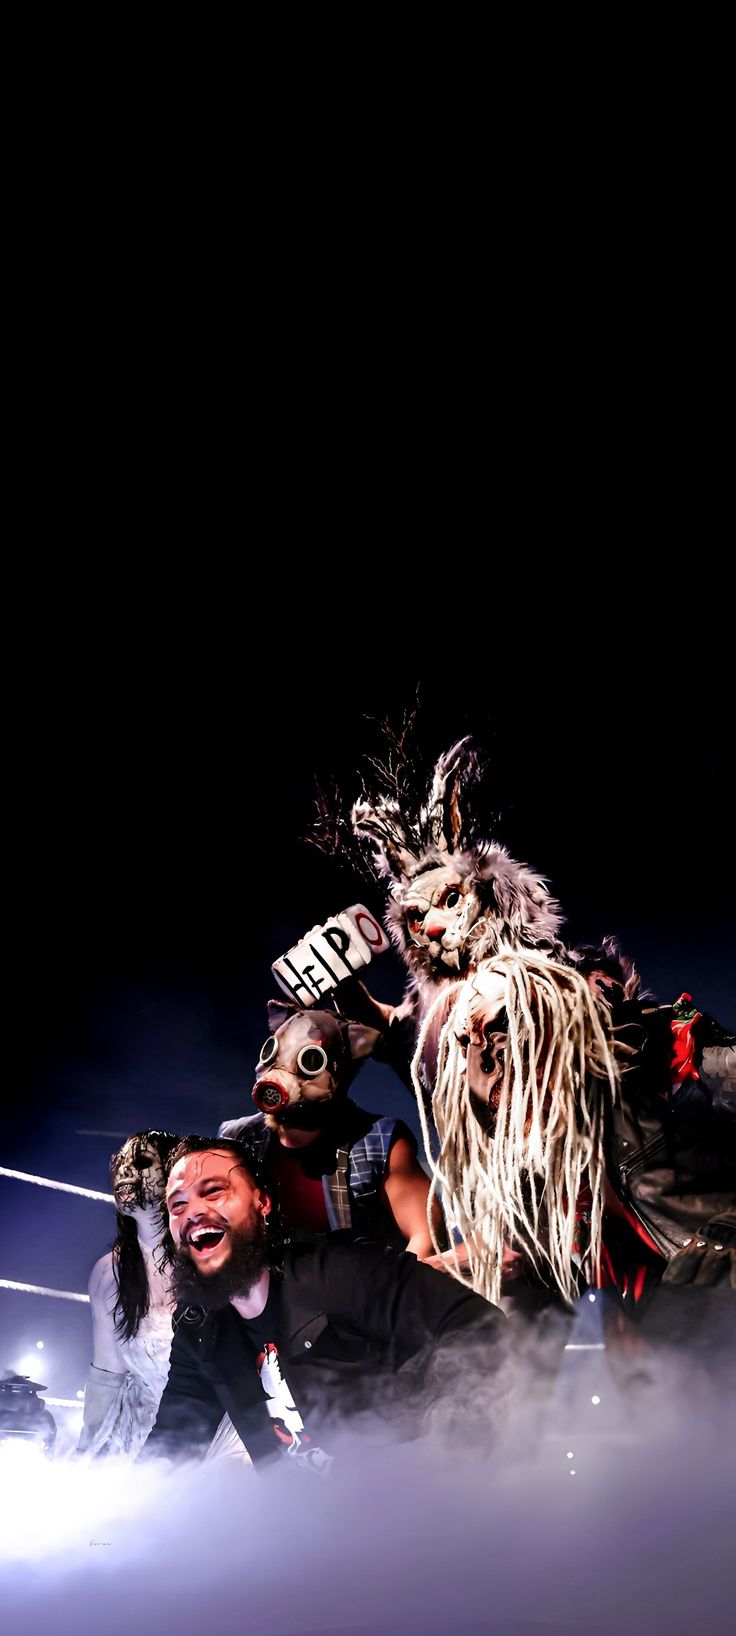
352 737 490 880
421 736 473 853
351 798 418 881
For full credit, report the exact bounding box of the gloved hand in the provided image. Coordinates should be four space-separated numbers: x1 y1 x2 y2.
661 1214 736 1289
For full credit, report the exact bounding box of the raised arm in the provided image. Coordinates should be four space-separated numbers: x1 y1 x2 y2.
381 1136 443 1259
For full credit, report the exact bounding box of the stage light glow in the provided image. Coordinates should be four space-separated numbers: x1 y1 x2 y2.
35 1341 45 1350
591 1395 601 1405
17 1355 43 1379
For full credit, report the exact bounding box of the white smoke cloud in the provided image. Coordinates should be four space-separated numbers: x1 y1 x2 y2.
1 1294 734 1636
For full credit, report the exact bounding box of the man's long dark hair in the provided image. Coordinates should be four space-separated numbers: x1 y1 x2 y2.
110 1130 180 1341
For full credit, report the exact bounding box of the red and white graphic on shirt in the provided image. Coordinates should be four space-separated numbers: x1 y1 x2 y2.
256 1342 309 1450
255 1343 333 1473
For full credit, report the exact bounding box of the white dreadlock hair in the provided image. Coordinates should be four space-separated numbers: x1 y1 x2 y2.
413 948 622 1308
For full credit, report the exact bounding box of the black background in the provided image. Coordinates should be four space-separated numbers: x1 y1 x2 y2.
10 628 734 1137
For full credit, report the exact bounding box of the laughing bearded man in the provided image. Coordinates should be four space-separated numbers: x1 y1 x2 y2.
141 1136 507 1469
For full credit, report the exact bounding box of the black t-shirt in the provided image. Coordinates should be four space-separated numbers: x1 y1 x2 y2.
230 1284 333 1470
145 1242 506 1466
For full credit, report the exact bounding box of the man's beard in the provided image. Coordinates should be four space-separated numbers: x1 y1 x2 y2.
171 1218 270 1311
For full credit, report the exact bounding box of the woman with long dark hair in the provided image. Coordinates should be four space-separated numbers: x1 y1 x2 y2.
78 1130 180 1457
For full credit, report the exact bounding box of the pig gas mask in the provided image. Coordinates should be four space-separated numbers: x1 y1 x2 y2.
252 1003 380 1131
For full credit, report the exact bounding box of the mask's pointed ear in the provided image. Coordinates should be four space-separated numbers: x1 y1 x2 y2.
267 998 299 1033
345 1022 383 1062
351 799 418 880
423 736 472 852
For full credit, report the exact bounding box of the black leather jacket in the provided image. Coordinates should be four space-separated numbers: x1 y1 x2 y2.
607 996 735 1258
143 1239 505 1464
